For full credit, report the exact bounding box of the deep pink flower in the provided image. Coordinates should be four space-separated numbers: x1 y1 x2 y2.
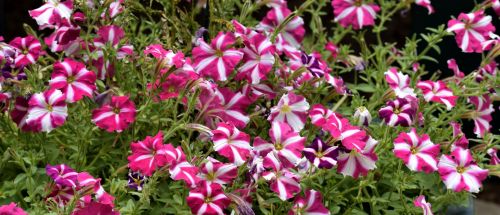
415 0 434 14
0 203 28 215
487 148 500 165
102 0 124 19
94 25 125 47
325 42 339 58
77 172 115 206
44 22 81 53
393 128 440 173
468 95 494 137
29 0 73 29
447 59 464 79
237 33 276 84
198 158 237 185
258 122 306 168
186 181 231 215
49 58 96 103
289 189 330 215
379 98 416 127
337 137 378 178
46 164 78 187
414 195 433 215
26 89 67 132
10 96 34 131
91 95 136 132
385 67 416 99
9 36 42 68
303 137 338 169
324 115 367 152
324 74 349 95
438 148 488 193
450 122 469 149
308 104 337 128
261 156 301 200
268 92 310 131
169 146 200 187
417 80 457 110
256 6 305 48
212 122 252 166
332 0 380 30
447 10 496 53
193 32 243 81
127 131 177 176
71 202 119 215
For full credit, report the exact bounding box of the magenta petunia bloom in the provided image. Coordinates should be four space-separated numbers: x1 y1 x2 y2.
324 114 367 152
447 10 496 53
415 0 434 14
71 202 119 215
255 122 305 168
337 137 378 178
413 195 433 215
303 137 338 169
26 89 68 132
332 0 380 30
193 32 243 81
29 0 73 29
168 146 200 187
261 156 301 201
186 181 231 215
309 104 337 128
91 95 136 132
438 148 489 193
384 67 416 99
49 58 96 103
289 189 330 215
9 36 42 68
127 131 177 176
447 59 464 79
379 97 416 127
198 158 237 185
417 80 457 110
467 95 494 138
256 5 305 49
212 122 252 166
46 164 79 187
393 128 440 173
0 203 28 215
10 96 34 131
237 33 276 84
268 92 310 132
450 122 469 150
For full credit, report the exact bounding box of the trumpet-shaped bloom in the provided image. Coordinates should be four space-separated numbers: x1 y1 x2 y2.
379 98 416 127
237 33 276 84
46 164 78 188
417 80 457 110
262 156 301 200
289 189 330 215
9 36 42 68
256 6 305 48
127 132 176 176
91 95 136 132
450 122 469 149
447 10 496 53
10 96 34 131
438 148 488 193
447 59 464 79
308 104 338 128
186 181 231 215
384 68 416 99
29 0 73 29
268 92 310 132
193 32 243 81
26 89 67 132
212 123 252 166
332 0 380 30
303 137 338 169
468 95 494 138
169 146 200 187
415 0 434 14
337 137 378 178
413 195 433 215
393 128 440 173
260 122 306 168
353 106 371 126
198 158 237 185
324 116 367 152
49 58 96 103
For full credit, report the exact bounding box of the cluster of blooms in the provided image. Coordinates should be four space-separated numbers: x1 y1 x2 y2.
0 0 498 214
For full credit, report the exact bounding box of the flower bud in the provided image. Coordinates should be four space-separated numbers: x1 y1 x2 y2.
354 106 371 126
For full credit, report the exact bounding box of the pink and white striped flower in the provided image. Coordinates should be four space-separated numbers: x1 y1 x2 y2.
26 89 67 132
308 104 337 128
198 158 237 185
415 0 434 14
438 148 489 193
169 146 200 187
379 98 416 127
393 128 440 173
417 80 457 110
414 195 433 215
29 0 73 29
193 32 243 81
447 10 496 53
9 36 42 68
303 137 338 169
263 122 306 168
91 95 136 132
237 33 276 84
492 0 500 16
256 6 305 48
262 156 301 200
268 92 310 132
289 189 330 215
127 132 176 176
468 95 494 138
212 122 252 166
46 164 78 188
337 137 378 178
49 58 96 103
186 181 231 215
384 68 416 99
324 115 367 152
447 59 464 79
10 96 34 131
331 0 380 30
450 122 469 149
487 148 500 165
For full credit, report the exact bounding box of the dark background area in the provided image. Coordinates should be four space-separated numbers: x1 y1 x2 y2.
1 0 498 204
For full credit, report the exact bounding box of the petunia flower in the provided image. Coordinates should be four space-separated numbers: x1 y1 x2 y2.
324 115 367 152
268 92 310 132
256 5 305 48
413 195 433 215
212 122 252 166
384 68 416 99
237 33 276 84
331 0 380 30
186 181 231 215
26 89 67 132
257 122 306 168
127 131 176 176
91 95 136 132
353 106 371 126
0 203 28 215
415 0 434 14
289 189 330 215
437 148 489 193
379 97 416 127
337 137 378 178
192 32 243 81
417 80 457 110
308 104 337 128
9 36 42 68
10 96 34 131
49 58 96 103
487 148 500 165
393 128 440 173
198 158 238 185
450 122 469 150
127 172 146 191
262 155 301 200
71 202 119 215
467 95 494 138
447 10 496 53
447 59 464 79
76 172 115 206
325 42 339 59
169 146 200 187
303 137 338 169
46 164 79 187
29 0 73 29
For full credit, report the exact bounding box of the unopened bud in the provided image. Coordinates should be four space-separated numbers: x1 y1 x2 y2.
354 106 372 127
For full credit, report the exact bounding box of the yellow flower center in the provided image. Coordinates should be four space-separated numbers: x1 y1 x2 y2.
281 104 292 113
456 166 466 174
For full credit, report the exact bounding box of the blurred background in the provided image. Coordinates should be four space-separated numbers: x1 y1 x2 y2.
0 1 498 214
